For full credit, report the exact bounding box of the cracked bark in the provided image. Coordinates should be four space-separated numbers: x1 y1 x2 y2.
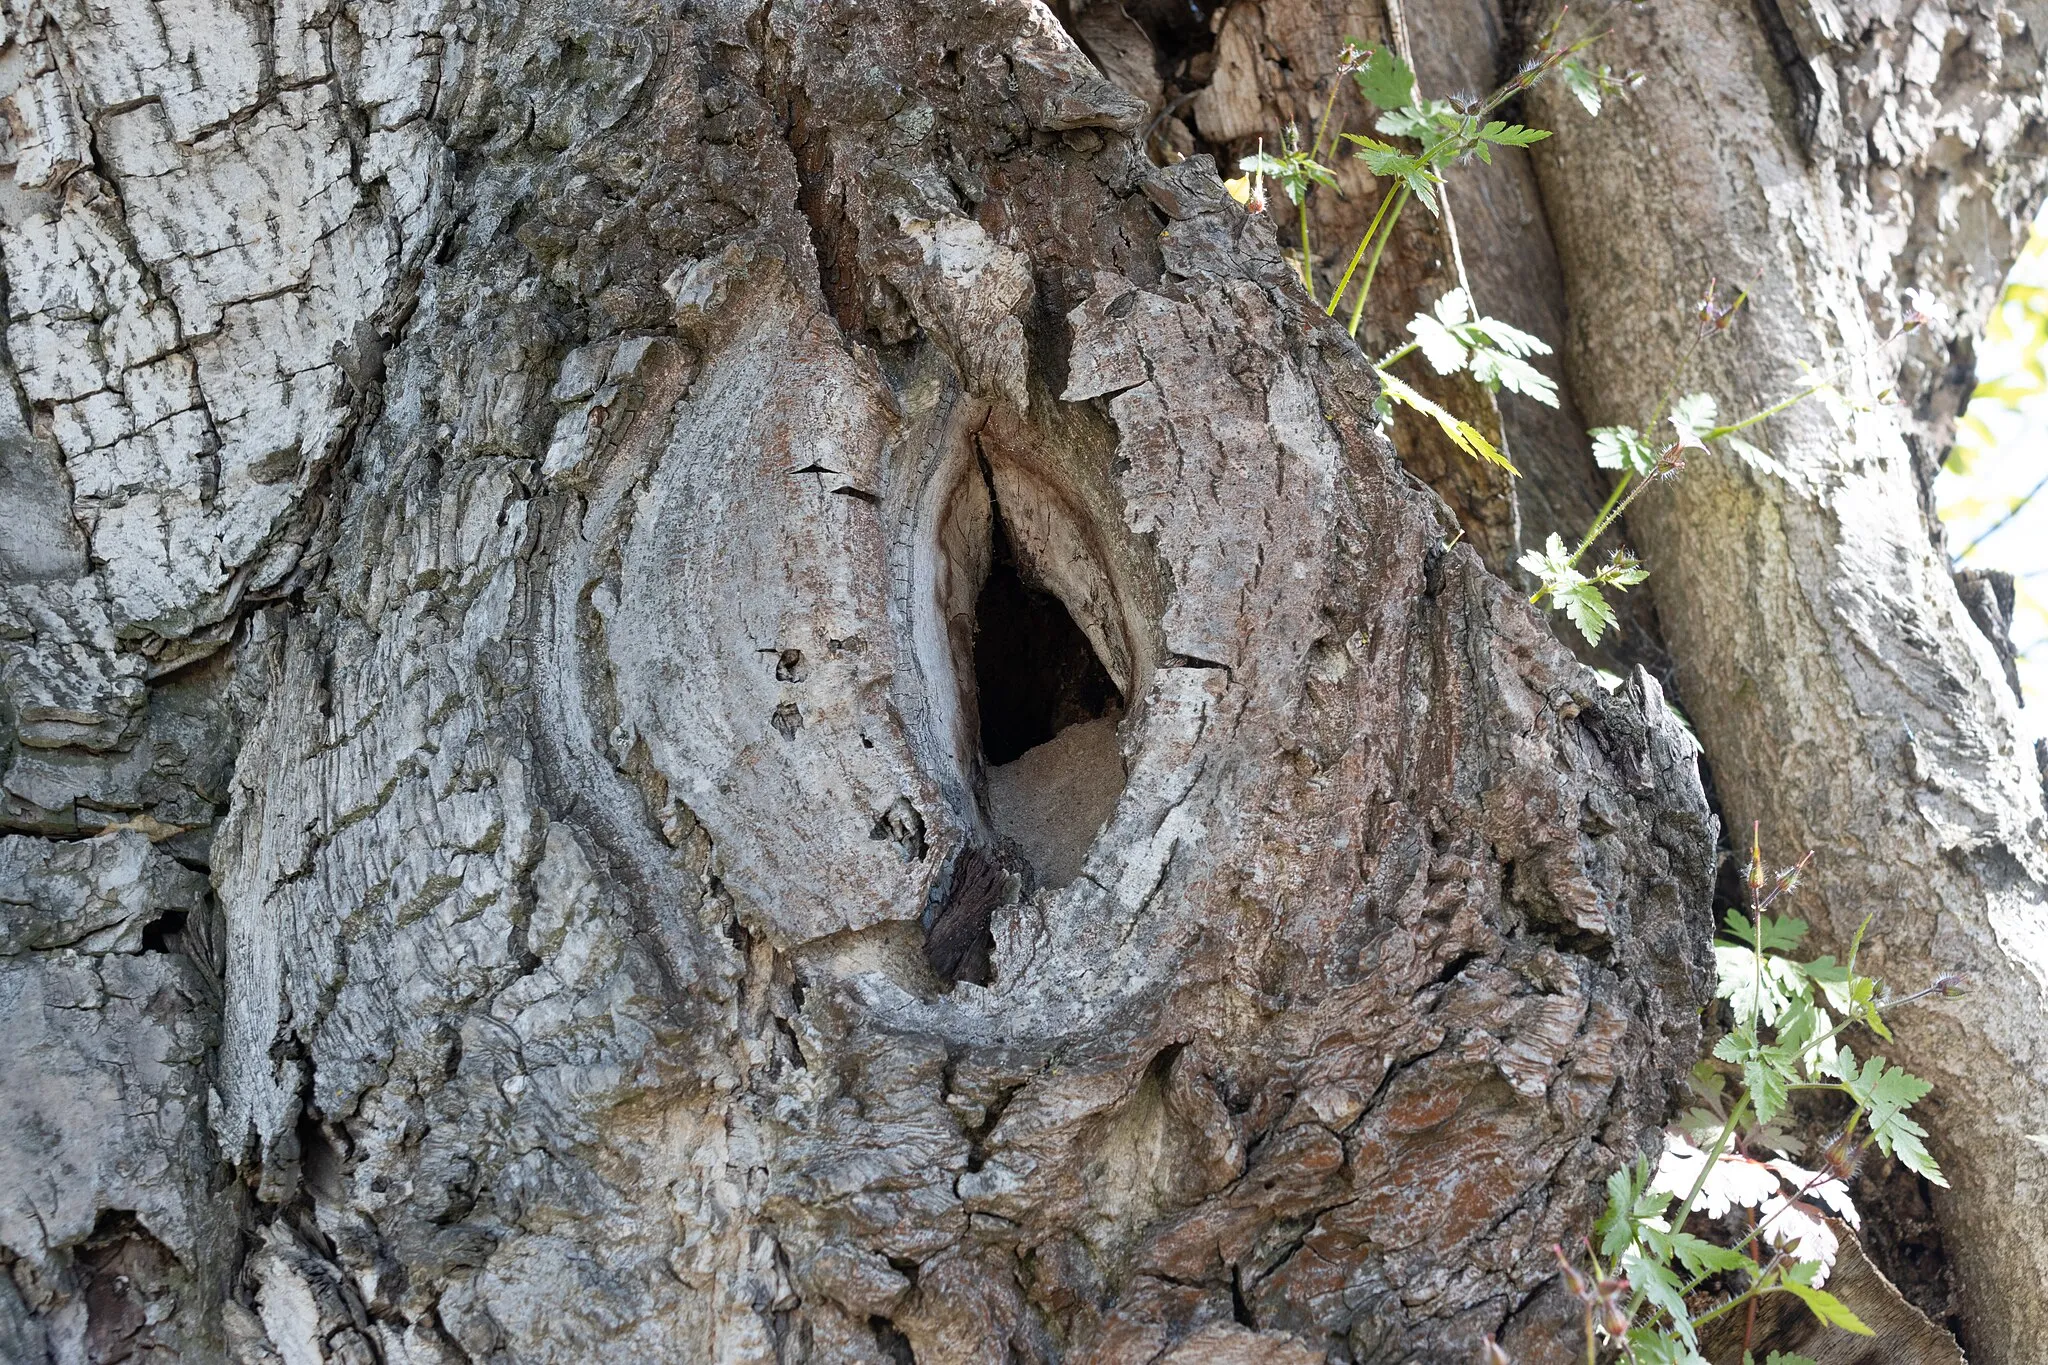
0 0 2037 1361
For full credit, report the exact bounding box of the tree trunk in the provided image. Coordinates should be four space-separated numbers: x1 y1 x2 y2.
1522 4 2048 1358
0 2 2032 1364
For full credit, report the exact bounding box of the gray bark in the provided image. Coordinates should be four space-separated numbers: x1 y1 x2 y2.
0 0 2035 1362
1524 2 2048 1358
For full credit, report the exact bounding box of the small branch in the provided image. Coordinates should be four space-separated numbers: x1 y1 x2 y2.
1953 468 2048 563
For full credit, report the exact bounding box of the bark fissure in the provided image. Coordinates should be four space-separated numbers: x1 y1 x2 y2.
36 0 2048 1360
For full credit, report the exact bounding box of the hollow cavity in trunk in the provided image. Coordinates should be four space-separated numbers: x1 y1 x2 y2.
973 498 1125 889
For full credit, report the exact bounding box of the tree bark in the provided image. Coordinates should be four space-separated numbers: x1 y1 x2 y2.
0 0 2034 1363
1525 2 2048 1356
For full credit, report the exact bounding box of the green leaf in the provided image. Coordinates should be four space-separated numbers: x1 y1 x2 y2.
1590 550 1647 589
1854 976 1892 1040
1352 46 1415 111
1598 1158 1647 1258
1845 1054 1933 1119
1669 391 1720 448
1623 1249 1697 1348
1407 308 1470 375
1840 1055 1947 1186
1660 1231 1753 1280
1764 1354 1819 1365
1719 909 1808 955
1886 1121 1948 1186
1591 425 1659 476
1627 1329 1709 1365
1724 433 1791 481
1462 313 1550 358
1468 346 1560 406
1477 120 1552 147
1744 1056 1790 1124
1237 149 1336 205
1556 580 1618 646
1377 370 1517 472
1371 96 1463 182
1561 58 1606 116
1781 1281 1875 1335
1341 133 1423 180
1714 944 1806 1027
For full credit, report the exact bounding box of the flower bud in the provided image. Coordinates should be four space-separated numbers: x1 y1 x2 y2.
1820 1133 1862 1183
1551 1245 1590 1300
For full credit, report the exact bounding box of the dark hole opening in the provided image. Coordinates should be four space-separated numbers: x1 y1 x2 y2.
140 910 186 955
972 515 1121 765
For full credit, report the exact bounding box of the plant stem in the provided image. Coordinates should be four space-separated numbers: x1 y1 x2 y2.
1705 378 1836 440
1327 184 1399 319
1577 473 1632 558
1954 468 2048 562
1378 340 1419 369
1700 324 1911 444
1687 1262 1785 1333
1625 1094 1750 1321
1528 460 1666 604
1299 195 1317 302
1308 78 1344 165
1347 185 1409 337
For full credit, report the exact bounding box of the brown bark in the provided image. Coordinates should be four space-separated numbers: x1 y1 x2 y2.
0 0 2038 1360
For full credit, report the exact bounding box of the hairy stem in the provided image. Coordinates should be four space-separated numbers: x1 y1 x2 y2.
1626 1093 1751 1322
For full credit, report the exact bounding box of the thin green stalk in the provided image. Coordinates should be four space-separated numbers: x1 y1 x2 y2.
1698 324 1910 445
1705 379 1835 440
1576 473 1632 559
1528 461 1666 604
1307 78 1344 166
1378 340 1419 369
1686 1257 1786 1333
1299 195 1317 302
1347 185 1409 337
1327 184 1399 318
1625 1094 1750 1320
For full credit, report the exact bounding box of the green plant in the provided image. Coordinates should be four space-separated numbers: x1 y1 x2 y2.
1220 35 1923 653
1486 834 1962 1365
1522 284 1940 647
1327 23 1631 334
1224 28 1625 474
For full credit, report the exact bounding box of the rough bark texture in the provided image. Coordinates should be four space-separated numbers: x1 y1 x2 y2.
2 0 2040 1360
1527 1 2048 1357
0 0 1728 1360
